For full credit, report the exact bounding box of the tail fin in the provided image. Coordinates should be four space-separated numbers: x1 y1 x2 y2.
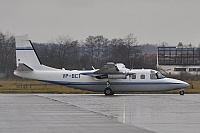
15 35 41 70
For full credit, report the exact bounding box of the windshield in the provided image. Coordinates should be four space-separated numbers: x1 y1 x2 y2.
156 72 165 79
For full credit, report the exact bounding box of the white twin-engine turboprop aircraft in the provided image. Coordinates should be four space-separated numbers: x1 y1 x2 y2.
14 35 189 95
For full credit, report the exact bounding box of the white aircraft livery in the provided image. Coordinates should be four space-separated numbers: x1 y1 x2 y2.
14 35 190 95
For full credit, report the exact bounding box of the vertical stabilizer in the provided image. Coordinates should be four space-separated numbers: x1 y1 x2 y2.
15 35 41 70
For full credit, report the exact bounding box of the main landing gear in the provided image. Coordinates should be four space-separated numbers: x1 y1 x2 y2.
104 81 114 96
179 90 184 95
104 87 114 95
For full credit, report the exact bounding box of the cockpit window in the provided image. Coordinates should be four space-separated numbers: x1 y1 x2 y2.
156 72 165 79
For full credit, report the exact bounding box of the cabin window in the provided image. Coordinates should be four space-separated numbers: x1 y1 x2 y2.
140 74 145 79
150 74 157 79
132 73 136 79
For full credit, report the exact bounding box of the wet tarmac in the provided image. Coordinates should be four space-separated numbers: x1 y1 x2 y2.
0 94 153 133
0 94 199 133
41 94 200 133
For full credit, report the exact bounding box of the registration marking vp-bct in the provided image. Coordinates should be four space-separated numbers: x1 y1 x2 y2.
63 74 80 78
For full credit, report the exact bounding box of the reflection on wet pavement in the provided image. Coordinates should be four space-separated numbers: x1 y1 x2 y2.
42 94 200 133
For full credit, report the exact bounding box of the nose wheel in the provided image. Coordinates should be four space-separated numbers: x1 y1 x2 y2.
179 90 184 95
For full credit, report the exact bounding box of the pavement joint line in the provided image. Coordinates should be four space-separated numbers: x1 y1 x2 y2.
0 94 158 133
38 94 156 133
36 94 117 120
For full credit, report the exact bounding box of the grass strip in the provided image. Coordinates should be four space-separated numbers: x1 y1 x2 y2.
0 80 199 94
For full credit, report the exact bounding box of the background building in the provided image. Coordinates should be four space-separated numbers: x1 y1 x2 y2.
157 44 200 75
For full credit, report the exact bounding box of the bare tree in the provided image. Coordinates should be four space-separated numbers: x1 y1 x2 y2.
0 32 15 78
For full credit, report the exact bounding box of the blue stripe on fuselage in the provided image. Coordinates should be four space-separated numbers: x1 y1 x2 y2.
39 80 182 86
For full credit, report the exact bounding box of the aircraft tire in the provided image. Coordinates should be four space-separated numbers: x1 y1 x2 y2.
104 88 114 96
179 90 184 95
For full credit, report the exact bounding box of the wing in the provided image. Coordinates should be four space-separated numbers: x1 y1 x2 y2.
81 62 127 79
96 62 119 73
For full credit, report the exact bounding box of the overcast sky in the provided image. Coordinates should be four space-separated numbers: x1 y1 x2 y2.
0 0 199 45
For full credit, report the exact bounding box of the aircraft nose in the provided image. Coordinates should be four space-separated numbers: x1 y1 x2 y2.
168 78 190 90
179 81 190 88
183 82 190 88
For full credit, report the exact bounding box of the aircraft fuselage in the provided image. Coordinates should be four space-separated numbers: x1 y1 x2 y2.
14 69 189 93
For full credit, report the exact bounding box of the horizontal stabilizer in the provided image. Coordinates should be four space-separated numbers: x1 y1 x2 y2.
16 63 33 71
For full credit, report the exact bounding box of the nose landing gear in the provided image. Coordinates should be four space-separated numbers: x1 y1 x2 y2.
179 90 184 95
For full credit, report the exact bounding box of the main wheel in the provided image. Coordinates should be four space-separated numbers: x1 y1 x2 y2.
104 87 114 96
179 90 184 95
